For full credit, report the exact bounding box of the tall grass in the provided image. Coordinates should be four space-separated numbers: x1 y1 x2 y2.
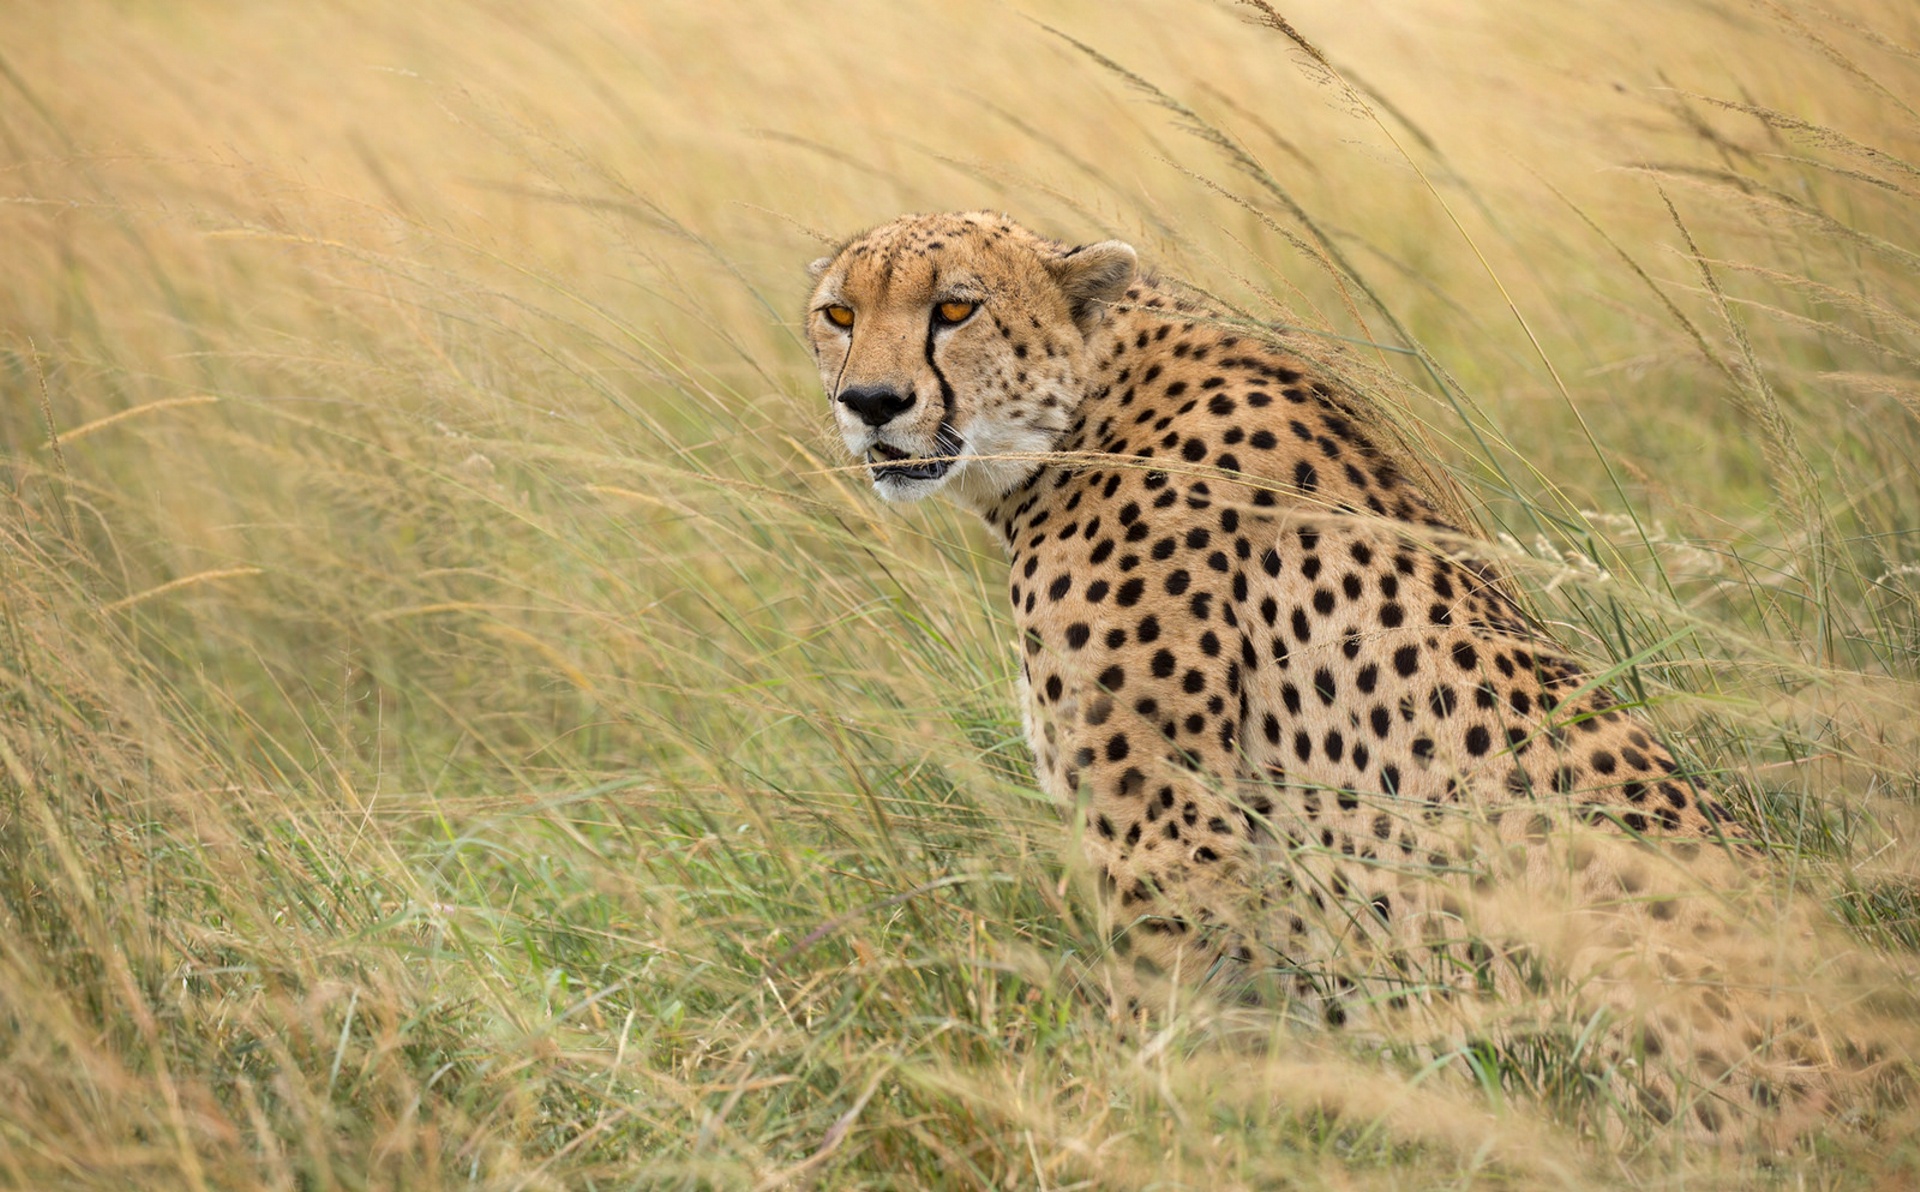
0 0 1916 1185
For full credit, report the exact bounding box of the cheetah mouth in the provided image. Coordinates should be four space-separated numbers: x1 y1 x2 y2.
867 425 963 484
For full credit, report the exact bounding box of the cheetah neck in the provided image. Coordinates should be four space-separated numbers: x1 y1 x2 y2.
975 292 1202 548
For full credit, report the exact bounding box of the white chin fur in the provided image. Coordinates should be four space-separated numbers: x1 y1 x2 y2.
852 421 1059 511
870 469 951 502
945 423 1059 511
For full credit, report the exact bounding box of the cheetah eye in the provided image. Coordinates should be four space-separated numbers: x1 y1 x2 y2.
934 301 977 326
822 304 855 329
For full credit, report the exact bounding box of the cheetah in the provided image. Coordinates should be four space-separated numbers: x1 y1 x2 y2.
803 211 1895 1145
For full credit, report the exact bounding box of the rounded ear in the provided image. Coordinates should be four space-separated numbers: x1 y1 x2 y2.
1045 240 1137 329
807 256 834 280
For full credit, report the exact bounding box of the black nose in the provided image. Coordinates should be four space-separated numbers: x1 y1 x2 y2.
837 385 915 427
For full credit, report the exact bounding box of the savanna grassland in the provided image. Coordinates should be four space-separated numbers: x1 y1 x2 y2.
2 0 1918 1186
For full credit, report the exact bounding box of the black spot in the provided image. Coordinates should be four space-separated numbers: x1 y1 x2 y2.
1106 734 1131 762
1324 729 1345 763
1313 668 1337 705
1450 642 1478 671
1379 602 1405 629
1137 615 1161 643
1048 575 1071 601
1098 665 1126 692
1294 461 1318 493
1370 706 1390 738
1165 570 1191 596
1151 649 1176 678
1464 725 1491 756
1116 578 1146 606
1392 645 1420 677
1065 623 1091 649
1355 664 1379 694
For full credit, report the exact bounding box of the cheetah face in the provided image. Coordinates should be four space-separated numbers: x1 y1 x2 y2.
805 212 1135 509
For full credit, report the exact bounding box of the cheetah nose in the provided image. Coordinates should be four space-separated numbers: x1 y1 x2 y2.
837 385 916 427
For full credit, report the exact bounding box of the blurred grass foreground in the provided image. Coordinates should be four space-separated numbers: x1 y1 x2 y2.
3 0 1919 1186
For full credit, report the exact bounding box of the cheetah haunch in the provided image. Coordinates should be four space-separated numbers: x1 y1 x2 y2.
804 211 1896 1146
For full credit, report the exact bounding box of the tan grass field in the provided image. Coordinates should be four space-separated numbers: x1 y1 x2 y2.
2 0 1918 1185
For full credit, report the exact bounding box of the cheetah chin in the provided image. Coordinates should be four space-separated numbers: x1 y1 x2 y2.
865 422 965 492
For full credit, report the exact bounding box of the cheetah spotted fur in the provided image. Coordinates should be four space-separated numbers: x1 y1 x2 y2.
803 211 1892 1145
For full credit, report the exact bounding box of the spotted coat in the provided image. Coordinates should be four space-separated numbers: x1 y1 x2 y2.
804 211 1869 1142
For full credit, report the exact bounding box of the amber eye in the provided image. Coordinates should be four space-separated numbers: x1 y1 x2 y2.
823 305 855 328
934 301 976 325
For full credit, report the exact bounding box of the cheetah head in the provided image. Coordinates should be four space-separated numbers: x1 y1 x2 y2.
805 211 1136 509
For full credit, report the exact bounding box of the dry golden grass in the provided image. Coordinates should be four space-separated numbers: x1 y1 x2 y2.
1 0 1917 1185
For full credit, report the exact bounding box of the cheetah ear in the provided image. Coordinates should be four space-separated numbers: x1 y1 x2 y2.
807 256 834 280
1046 240 1137 330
